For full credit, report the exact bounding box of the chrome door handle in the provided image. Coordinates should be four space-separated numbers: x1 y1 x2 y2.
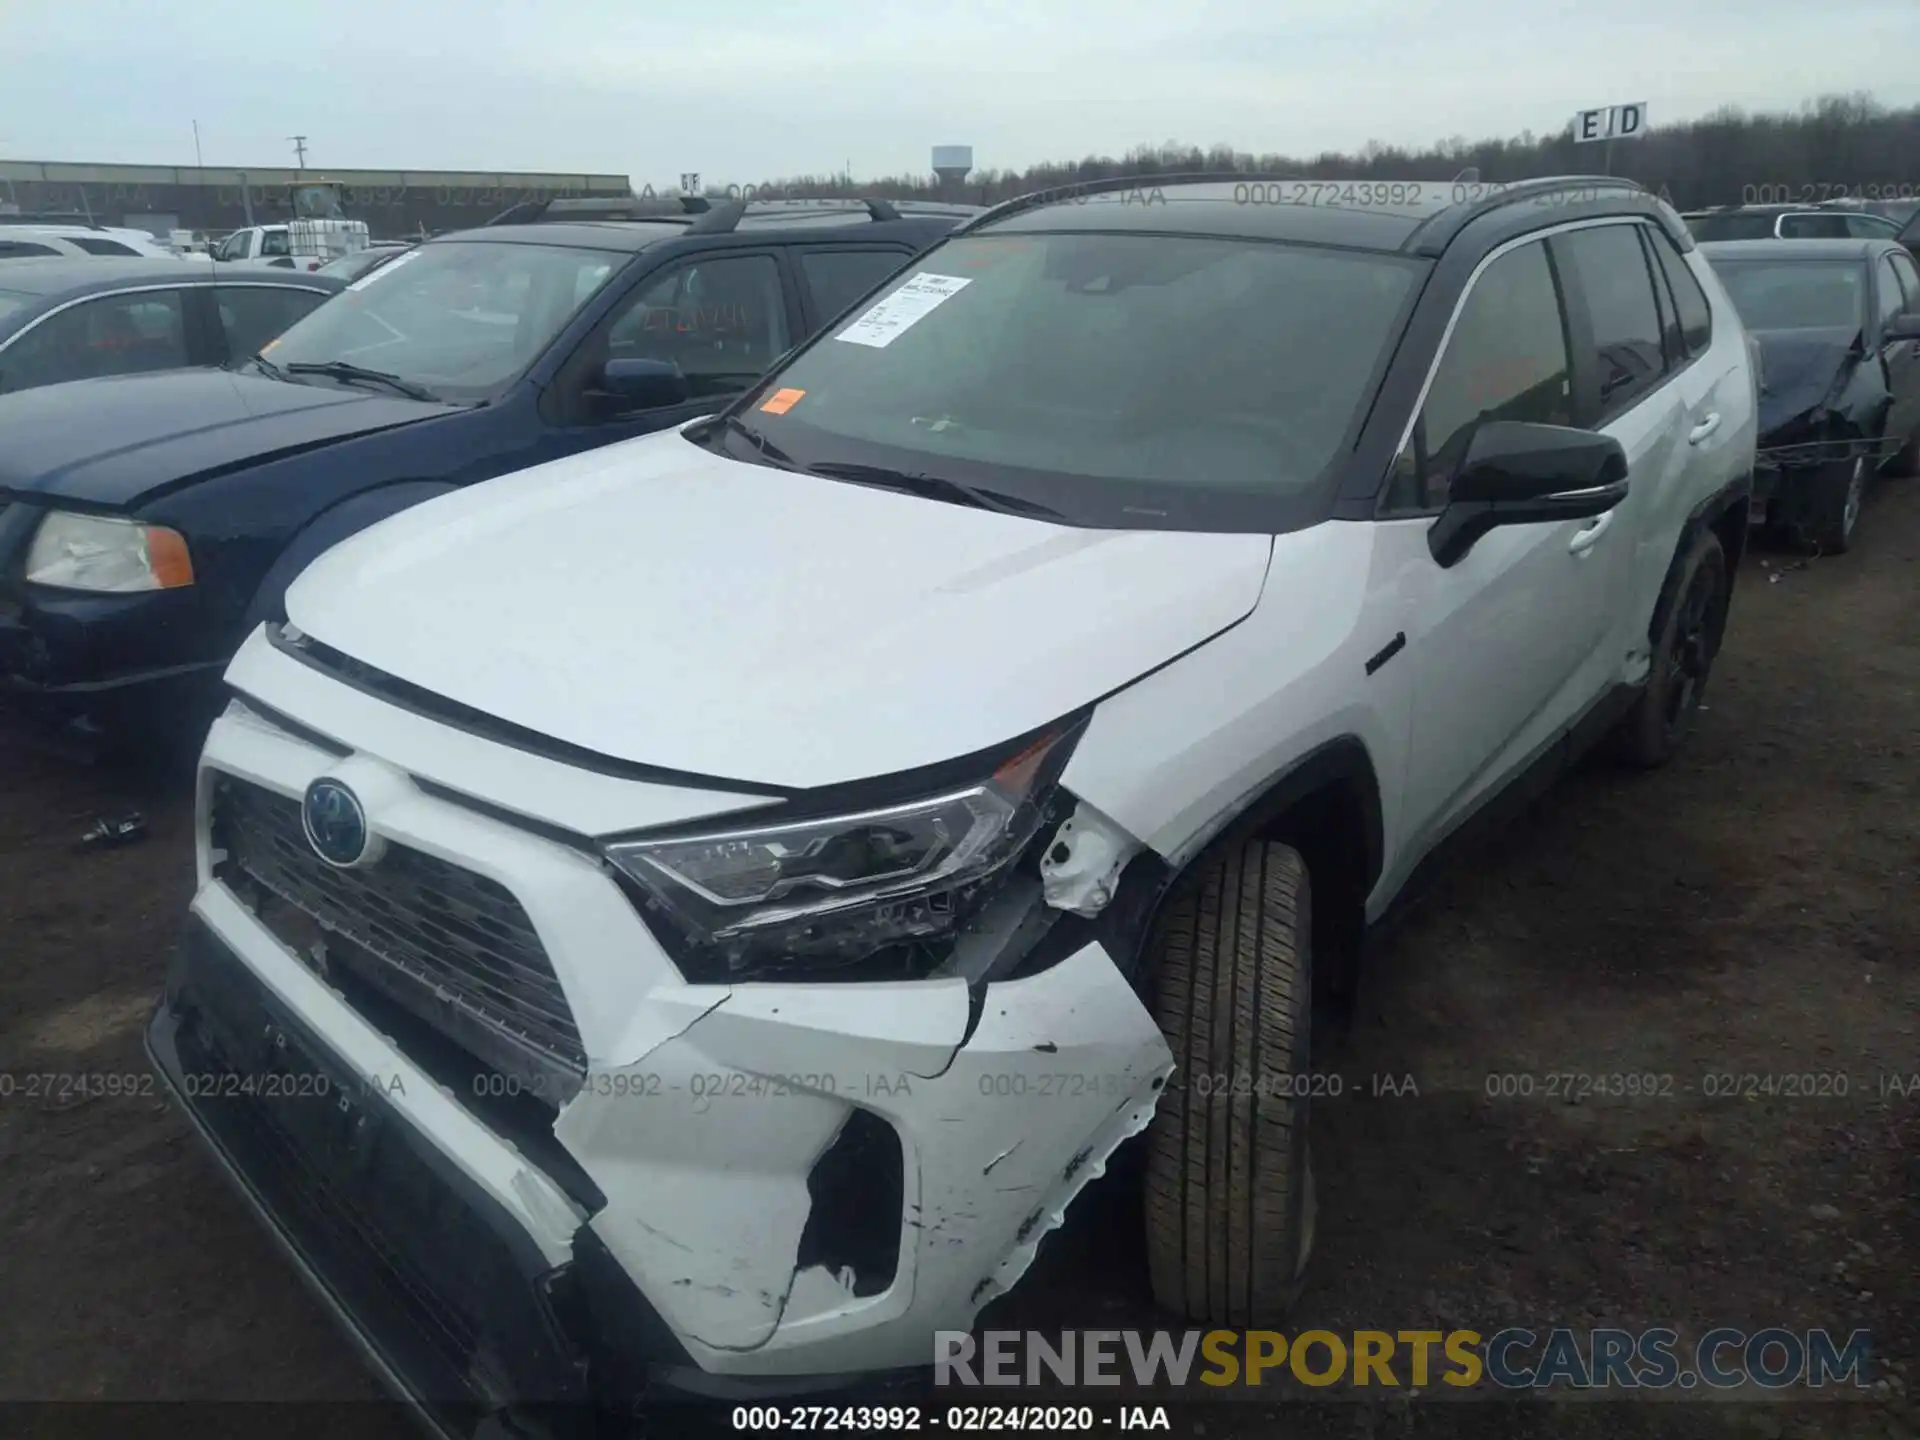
1688 412 1722 445
1569 511 1615 554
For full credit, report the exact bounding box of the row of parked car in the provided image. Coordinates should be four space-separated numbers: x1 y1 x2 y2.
4 177 1917 1435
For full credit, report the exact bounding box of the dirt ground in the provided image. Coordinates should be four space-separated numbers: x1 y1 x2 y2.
1 482 1915 1440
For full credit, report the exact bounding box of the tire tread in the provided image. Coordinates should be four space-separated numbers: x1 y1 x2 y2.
1145 841 1311 1322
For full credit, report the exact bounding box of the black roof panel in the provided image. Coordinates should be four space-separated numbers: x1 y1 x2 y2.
1681 202 1861 216
1697 238 1891 261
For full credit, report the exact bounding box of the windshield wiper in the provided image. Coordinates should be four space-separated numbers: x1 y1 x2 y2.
719 413 803 470
284 361 440 404
802 461 1063 520
246 353 290 382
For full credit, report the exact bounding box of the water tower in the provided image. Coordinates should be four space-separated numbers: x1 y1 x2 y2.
932 145 973 189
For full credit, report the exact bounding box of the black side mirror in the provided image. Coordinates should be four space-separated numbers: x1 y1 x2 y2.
1429 420 1629 567
1884 312 1920 342
590 356 690 413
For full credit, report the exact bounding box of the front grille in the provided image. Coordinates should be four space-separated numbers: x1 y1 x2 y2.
212 775 587 1089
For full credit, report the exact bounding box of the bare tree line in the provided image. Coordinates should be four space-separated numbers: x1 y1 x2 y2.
709 93 1920 211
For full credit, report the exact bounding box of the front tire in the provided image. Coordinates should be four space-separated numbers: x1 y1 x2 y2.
1811 454 1867 553
1881 431 1919 479
1612 529 1728 769
1144 841 1315 1324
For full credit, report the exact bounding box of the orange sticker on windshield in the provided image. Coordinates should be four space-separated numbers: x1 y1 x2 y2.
760 387 805 415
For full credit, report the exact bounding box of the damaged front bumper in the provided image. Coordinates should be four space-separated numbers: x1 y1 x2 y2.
155 699 1173 1427
1755 435 1897 472
1750 433 1891 525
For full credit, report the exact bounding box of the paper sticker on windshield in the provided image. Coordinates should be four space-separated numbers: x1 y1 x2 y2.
346 248 420 291
759 387 805 415
834 273 971 348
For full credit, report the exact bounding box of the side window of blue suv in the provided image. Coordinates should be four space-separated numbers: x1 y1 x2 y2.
603 255 791 401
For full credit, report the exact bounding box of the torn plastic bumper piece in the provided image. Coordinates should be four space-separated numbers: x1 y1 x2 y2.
554 939 1175 1378
1038 801 1144 918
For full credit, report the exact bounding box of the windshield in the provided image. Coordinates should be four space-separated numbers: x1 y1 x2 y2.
727 232 1421 526
259 239 622 403
0 292 24 323
1708 260 1866 331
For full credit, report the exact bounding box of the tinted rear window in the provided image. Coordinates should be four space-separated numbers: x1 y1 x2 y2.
1552 225 1667 420
1777 214 1851 239
1708 260 1867 331
1648 229 1713 356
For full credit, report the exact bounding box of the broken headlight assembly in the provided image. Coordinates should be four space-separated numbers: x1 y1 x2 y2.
604 721 1084 982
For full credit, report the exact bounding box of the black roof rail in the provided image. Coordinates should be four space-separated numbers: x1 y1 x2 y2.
484 193 711 227
676 196 909 237
479 192 953 236
740 196 906 222
951 170 1253 235
1403 174 1647 255
954 170 1651 249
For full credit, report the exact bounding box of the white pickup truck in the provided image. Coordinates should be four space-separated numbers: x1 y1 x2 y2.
212 218 372 272
213 182 372 271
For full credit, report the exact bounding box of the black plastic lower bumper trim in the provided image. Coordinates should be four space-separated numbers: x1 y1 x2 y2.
149 915 594 1440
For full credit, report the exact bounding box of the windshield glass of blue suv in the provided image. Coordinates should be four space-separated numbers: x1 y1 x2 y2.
257 240 618 401
745 233 1420 494
1710 260 1867 330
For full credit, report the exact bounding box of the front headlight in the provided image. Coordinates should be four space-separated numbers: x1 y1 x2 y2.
25 512 194 592
605 722 1083 981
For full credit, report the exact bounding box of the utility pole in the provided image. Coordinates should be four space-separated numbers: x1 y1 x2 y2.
289 135 309 170
193 119 205 171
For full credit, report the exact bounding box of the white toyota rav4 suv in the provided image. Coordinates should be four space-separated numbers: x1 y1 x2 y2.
151 175 1757 1429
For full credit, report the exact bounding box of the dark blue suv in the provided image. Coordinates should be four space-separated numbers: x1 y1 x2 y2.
0 196 978 751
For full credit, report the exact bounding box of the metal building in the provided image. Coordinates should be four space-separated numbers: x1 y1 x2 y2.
0 160 633 240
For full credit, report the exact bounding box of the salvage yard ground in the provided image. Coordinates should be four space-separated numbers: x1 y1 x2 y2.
1 484 1915 1440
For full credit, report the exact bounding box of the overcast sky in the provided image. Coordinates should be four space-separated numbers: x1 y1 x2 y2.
5 0 1918 186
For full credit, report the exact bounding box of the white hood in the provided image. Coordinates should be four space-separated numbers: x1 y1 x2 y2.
285 430 1274 790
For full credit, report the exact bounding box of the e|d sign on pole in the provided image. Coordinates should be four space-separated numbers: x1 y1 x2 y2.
1573 102 1648 176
